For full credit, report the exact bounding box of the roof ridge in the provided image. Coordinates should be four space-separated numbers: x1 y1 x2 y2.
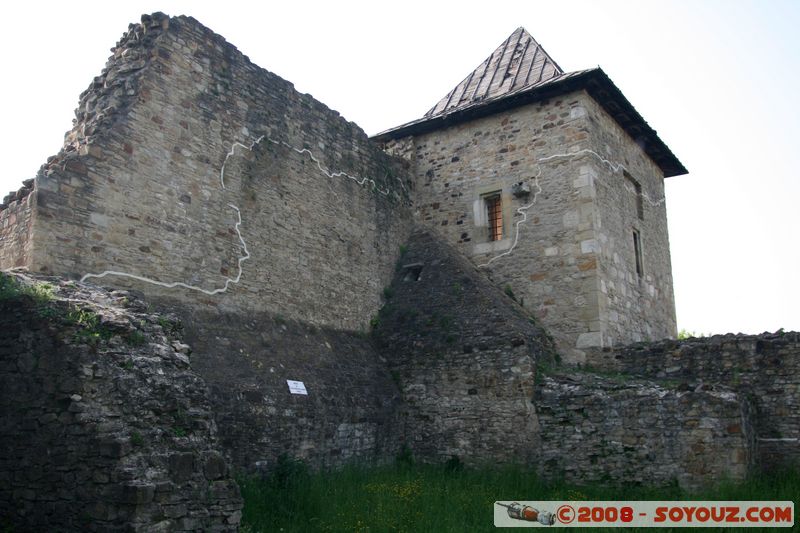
424 27 563 119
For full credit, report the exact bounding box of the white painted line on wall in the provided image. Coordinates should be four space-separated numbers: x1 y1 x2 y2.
80 203 250 295
219 135 266 190
477 176 543 268
80 132 402 294
263 136 395 196
477 148 666 268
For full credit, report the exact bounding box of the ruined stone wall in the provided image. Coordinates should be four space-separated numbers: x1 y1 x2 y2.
0 181 35 270
374 229 555 464
0 273 241 531
582 96 677 345
172 307 403 471
591 332 800 469
536 373 753 490
368 229 755 488
27 13 412 331
398 92 603 363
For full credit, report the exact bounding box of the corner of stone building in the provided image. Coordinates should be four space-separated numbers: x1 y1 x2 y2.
22 13 174 279
18 10 415 333
379 135 416 164
576 91 679 350
394 93 618 368
0 179 37 271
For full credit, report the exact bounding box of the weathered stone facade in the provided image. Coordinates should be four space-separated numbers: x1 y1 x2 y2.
374 229 555 464
590 331 800 470
0 181 35 270
0 272 242 531
537 373 753 490
584 95 677 347
13 12 412 332
174 307 404 471
379 91 676 363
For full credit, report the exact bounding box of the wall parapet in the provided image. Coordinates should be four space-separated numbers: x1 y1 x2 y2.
588 331 800 469
536 372 753 490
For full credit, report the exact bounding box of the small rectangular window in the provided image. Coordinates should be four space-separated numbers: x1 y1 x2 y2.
485 194 503 241
624 172 644 220
632 229 643 278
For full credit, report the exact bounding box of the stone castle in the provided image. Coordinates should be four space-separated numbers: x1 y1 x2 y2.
374 25 684 361
0 12 797 531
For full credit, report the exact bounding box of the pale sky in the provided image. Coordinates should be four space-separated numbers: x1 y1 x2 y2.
1 0 798 335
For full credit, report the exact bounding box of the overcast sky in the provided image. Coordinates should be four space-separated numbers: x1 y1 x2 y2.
1 0 797 335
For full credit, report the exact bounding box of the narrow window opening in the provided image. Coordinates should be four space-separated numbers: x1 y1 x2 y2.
485 194 503 241
632 229 643 279
624 172 644 220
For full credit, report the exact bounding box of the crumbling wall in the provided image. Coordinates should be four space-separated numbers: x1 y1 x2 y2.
375 229 556 464
174 308 403 471
591 331 800 469
0 273 241 532
0 180 35 270
536 373 753 490
28 13 413 331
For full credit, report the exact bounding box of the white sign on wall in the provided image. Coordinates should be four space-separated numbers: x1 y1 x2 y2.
287 380 308 395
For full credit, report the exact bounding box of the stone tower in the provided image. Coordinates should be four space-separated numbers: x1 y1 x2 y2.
375 27 687 363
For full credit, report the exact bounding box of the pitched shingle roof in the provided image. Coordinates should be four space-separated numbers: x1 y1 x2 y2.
425 27 564 118
373 28 687 178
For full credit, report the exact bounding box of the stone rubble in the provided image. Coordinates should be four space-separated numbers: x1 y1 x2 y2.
0 271 242 531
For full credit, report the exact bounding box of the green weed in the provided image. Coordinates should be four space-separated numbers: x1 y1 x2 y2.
131 431 144 447
678 329 707 340
125 330 147 346
369 315 381 331
67 307 114 344
504 284 516 301
0 274 56 319
239 463 800 533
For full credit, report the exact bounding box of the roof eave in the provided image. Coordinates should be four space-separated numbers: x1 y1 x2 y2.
372 68 687 178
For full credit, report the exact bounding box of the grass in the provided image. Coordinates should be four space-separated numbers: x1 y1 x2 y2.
0 273 55 317
157 316 181 334
503 284 516 301
66 307 114 344
125 330 147 346
239 461 800 532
